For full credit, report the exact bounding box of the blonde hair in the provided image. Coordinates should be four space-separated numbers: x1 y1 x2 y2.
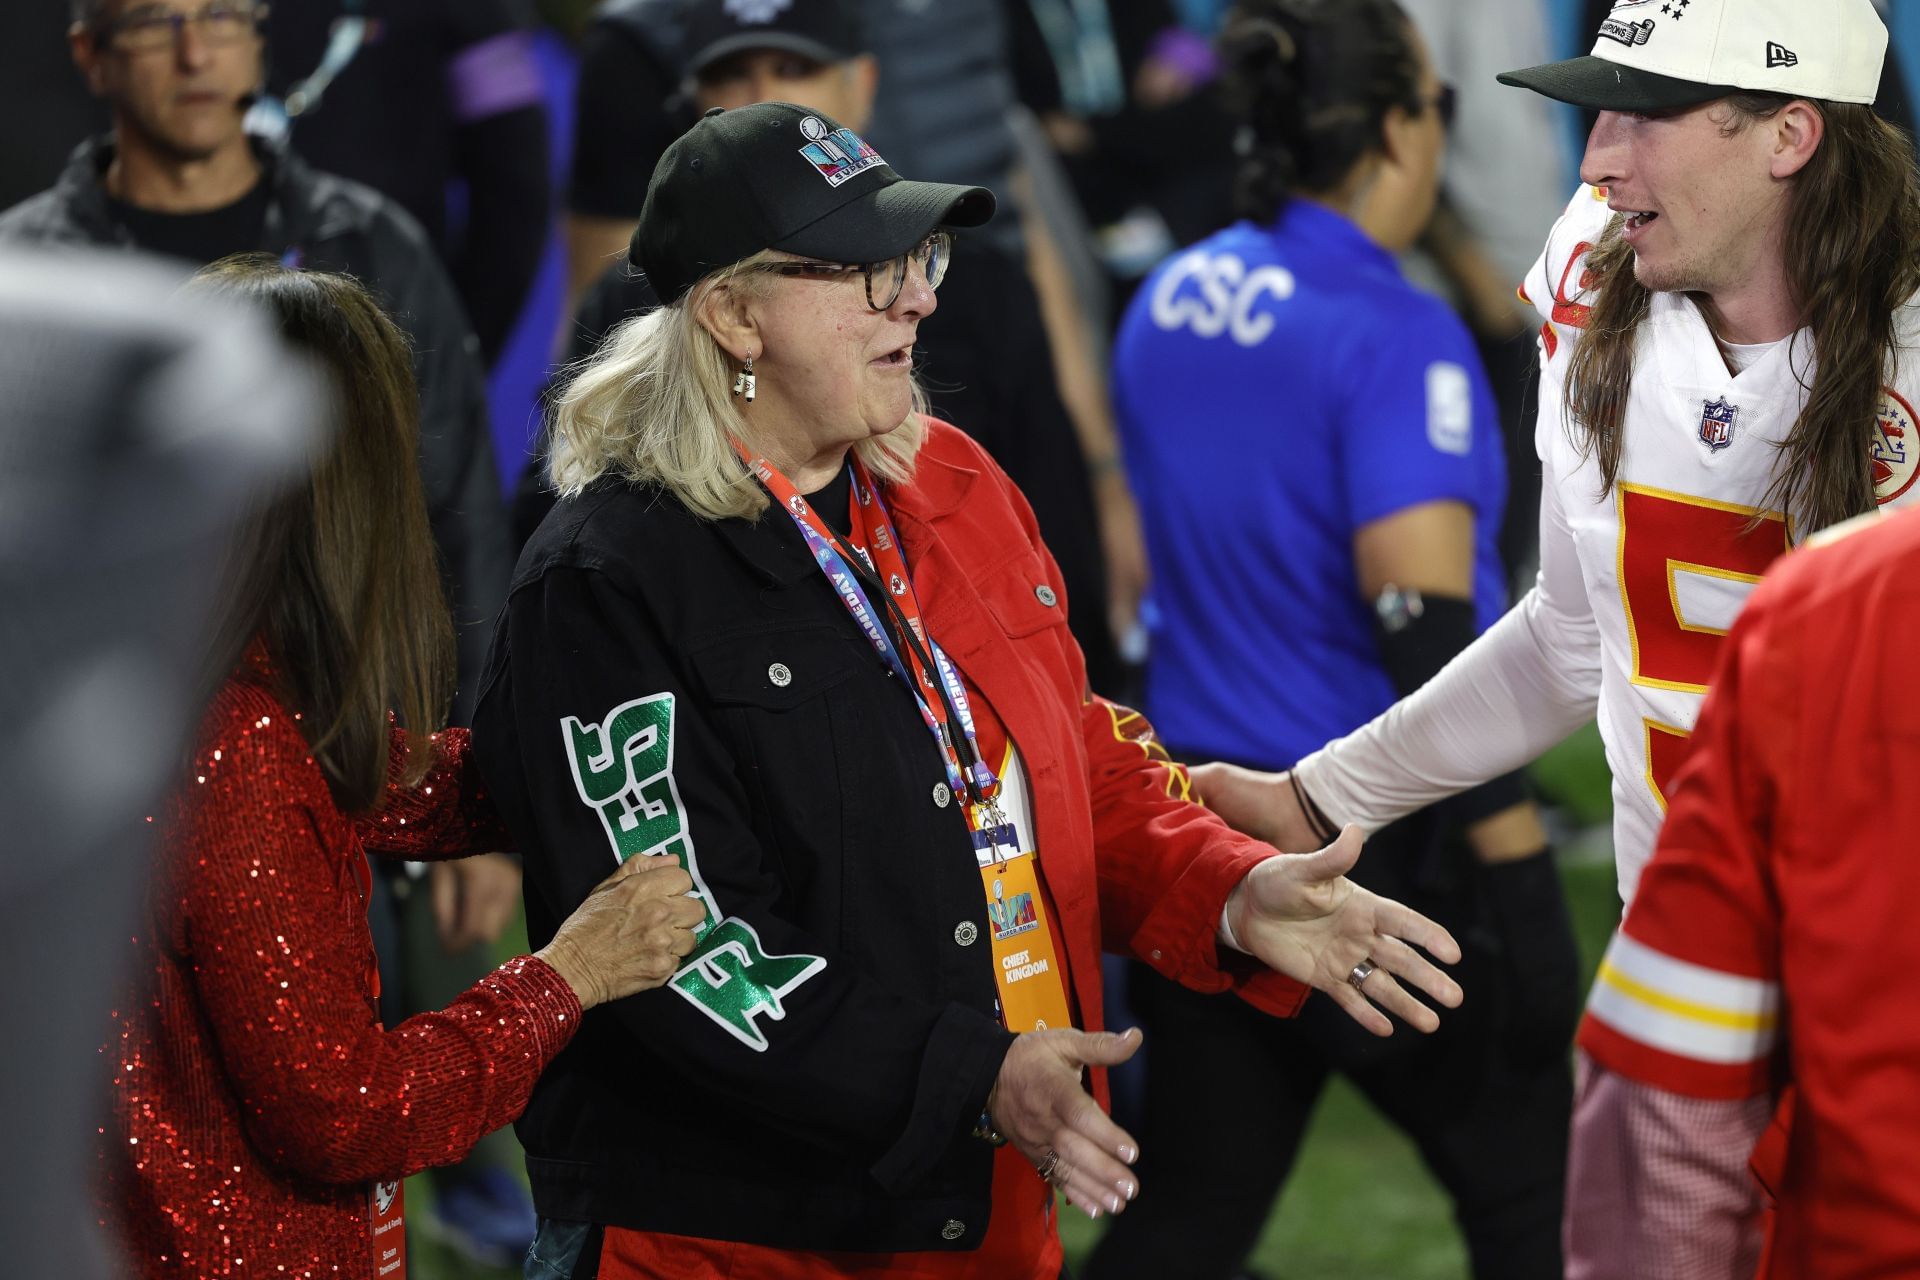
549 252 929 522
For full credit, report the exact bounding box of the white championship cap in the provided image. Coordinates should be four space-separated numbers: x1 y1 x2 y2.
1498 0 1888 111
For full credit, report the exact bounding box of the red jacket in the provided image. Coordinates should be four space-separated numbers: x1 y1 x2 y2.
101 661 580 1279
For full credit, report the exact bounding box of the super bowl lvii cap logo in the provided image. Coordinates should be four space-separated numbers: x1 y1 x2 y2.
798 115 883 187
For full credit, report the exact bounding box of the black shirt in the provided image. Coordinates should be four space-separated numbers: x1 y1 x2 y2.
266 0 550 363
567 1 691 219
805 464 855 539
106 180 272 266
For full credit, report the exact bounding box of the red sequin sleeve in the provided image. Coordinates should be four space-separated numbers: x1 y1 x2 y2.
356 724 513 858
181 691 579 1185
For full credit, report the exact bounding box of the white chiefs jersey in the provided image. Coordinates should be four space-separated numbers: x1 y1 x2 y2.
1521 184 1920 899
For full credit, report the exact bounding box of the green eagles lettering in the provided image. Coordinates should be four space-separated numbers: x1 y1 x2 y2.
562 693 824 1052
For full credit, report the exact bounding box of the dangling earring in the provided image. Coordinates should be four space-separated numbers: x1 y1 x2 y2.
732 354 757 403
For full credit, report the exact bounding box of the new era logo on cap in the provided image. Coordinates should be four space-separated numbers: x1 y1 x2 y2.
1767 41 1798 68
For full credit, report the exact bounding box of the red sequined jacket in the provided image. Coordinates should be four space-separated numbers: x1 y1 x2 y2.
100 667 582 1279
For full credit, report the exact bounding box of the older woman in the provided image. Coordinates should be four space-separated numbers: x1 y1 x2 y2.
477 101 1463 1278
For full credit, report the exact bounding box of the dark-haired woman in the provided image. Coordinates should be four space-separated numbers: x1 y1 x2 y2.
99 259 710 1280
1084 2 1579 1277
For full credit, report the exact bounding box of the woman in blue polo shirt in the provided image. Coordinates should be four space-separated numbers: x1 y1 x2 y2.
1083 2 1581 1277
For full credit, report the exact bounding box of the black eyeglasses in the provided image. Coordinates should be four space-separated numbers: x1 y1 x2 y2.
99 2 266 52
1430 83 1458 131
748 232 952 311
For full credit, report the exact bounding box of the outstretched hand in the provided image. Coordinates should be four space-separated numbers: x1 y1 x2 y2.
1227 826 1464 1036
988 1027 1144 1219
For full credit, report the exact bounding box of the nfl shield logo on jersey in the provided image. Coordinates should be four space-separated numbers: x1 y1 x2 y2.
1699 396 1739 452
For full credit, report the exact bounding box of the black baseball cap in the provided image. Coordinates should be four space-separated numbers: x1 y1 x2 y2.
631 101 996 303
683 0 863 79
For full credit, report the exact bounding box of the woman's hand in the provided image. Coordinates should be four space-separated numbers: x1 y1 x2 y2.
988 1027 1145 1220
1189 763 1323 852
536 857 709 1011
1226 826 1464 1036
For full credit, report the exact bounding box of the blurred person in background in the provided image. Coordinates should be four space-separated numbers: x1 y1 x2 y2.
1084 3 1577 1277
1003 0 1240 282
0 247 315 1279
256 0 553 369
1397 0 1570 586
536 0 1126 693
101 258 709 1280
0 0 512 728
1567 506 1920 1279
478 100 1467 1279
561 0 1152 668
562 0 691 313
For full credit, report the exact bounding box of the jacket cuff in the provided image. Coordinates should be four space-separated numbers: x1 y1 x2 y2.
869 1005 1016 1195
1128 837 1309 1019
489 954 586 1067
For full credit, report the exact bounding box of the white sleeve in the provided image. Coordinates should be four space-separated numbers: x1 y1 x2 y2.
1290 447 1602 831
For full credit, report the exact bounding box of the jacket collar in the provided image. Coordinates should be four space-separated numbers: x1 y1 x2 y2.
878 443 979 530
712 508 820 586
709 438 982 586
54 131 322 253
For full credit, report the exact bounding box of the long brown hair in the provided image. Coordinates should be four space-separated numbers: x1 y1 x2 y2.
195 258 454 813
1566 98 1920 535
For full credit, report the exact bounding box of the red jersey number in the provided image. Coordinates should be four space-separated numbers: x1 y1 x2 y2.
1616 484 1788 805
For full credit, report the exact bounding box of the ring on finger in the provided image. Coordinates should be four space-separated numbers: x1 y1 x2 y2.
1036 1148 1062 1183
1347 958 1376 990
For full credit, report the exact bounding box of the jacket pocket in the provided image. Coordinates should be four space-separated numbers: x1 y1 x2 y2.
685 626 869 939
686 625 867 710
977 551 1072 639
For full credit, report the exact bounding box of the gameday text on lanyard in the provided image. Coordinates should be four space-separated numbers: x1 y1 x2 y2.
733 442 1022 859
736 443 1075 1033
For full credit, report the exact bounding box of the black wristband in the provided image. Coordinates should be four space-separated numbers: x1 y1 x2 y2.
1288 770 1339 843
